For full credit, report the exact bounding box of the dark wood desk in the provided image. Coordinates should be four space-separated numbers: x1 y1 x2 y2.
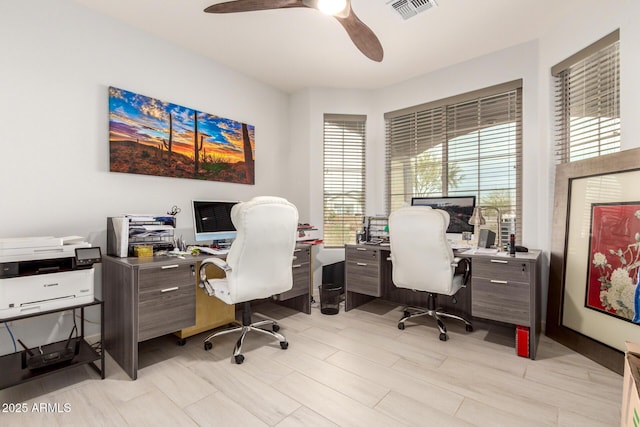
344 244 541 359
103 246 313 380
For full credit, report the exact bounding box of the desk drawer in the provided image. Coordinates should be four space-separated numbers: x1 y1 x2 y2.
138 263 196 341
293 247 311 264
138 263 195 293
138 284 195 341
472 277 530 325
346 261 382 296
346 246 380 264
277 262 310 301
472 257 531 282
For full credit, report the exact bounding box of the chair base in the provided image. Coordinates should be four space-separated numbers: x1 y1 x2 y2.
397 294 473 341
203 302 288 364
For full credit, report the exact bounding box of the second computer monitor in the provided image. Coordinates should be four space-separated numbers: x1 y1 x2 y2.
192 200 239 243
410 196 476 234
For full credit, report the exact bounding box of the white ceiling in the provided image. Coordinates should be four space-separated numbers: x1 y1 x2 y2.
74 0 579 93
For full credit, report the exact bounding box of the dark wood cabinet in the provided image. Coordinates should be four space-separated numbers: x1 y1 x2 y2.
273 245 313 314
345 245 383 297
103 256 203 380
466 251 541 358
471 257 532 325
137 263 196 341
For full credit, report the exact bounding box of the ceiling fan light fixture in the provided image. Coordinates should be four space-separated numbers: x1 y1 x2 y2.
317 0 347 15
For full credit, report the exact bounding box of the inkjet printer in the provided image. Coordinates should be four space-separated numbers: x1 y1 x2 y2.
0 236 101 320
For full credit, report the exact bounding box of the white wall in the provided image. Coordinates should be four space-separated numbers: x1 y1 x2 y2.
0 0 292 354
0 1 292 244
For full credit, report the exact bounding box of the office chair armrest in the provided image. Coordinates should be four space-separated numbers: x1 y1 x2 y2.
452 257 471 287
198 257 231 297
201 256 232 273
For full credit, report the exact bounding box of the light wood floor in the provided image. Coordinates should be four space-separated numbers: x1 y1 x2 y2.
0 299 623 426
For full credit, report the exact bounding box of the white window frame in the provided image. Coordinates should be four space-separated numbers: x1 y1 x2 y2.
552 30 620 164
323 114 366 248
384 80 522 246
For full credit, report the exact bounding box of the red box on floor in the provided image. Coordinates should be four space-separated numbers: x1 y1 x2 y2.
515 325 529 358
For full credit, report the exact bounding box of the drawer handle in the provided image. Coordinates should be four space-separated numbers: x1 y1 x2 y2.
357 262 368 266
292 264 302 268
294 248 301 253
356 247 367 251
292 255 298 261
490 280 508 284
490 260 509 264
161 264 180 270
160 286 179 293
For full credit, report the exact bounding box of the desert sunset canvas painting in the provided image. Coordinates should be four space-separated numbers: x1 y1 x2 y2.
109 86 255 184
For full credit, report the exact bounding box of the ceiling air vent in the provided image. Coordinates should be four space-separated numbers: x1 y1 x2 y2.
388 0 438 20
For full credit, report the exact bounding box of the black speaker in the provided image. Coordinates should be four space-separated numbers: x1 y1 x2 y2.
478 229 496 248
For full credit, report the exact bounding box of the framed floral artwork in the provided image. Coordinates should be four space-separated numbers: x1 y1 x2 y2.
586 203 640 321
548 147 640 374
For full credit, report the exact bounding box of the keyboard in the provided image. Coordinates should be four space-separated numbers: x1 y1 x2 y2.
449 242 471 250
195 246 229 256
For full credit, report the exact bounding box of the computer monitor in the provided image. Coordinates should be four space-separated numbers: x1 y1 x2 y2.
192 200 239 243
410 196 476 235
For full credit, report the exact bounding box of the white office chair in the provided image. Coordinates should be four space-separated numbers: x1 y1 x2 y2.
388 206 473 341
198 196 299 364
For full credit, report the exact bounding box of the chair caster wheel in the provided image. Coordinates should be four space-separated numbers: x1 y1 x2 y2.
280 341 289 350
273 324 280 332
234 354 245 364
466 324 473 332
398 322 405 330
204 341 213 351
439 333 448 341
177 338 186 346
403 310 411 318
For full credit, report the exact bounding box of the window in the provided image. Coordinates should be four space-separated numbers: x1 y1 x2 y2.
385 81 522 246
553 30 620 163
323 114 366 247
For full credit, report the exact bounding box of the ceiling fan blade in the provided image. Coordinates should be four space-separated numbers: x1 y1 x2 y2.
334 7 384 62
205 0 382 62
205 0 302 14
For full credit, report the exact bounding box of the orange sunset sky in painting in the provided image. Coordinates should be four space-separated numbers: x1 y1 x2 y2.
109 87 254 164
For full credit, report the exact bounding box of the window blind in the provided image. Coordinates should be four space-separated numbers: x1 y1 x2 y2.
323 114 366 248
553 30 620 164
385 81 522 246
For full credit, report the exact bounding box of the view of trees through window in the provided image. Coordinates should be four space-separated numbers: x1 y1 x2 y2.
323 115 366 248
386 84 522 246
396 125 518 246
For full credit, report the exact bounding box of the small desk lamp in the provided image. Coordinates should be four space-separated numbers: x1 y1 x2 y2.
468 206 502 250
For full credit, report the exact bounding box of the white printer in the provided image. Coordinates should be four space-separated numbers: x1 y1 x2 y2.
0 237 100 319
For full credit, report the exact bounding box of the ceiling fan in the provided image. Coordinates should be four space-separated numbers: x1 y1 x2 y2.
204 0 384 62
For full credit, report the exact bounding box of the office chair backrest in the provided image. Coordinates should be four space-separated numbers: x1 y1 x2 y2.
388 206 457 295
225 196 299 303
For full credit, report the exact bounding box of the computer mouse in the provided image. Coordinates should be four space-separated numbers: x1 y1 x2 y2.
515 245 528 252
